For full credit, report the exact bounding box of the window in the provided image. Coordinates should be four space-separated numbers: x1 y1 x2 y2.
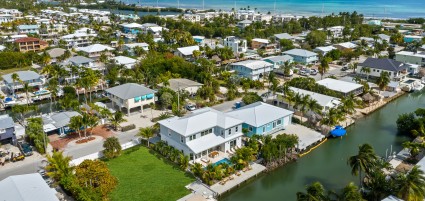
168 129 171 136
221 130 224 136
248 126 253 132
180 136 184 143
235 126 238 132
277 119 282 125
263 127 265 132
228 129 231 135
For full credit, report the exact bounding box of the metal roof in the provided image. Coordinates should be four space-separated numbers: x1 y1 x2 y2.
2 71 41 83
274 33 294 40
0 173 59 201
227 102 293 127
176 45 199 56
231 60 273 70
283 48 317 57
159 107 243 136
105 83 155 100
42 111 81 131
159 78 203 92
288 87 341 109
263 55 293 63
68 56 94 65
0 114 14 129
78 44 114 53
316 78 363 94
360 58 407 72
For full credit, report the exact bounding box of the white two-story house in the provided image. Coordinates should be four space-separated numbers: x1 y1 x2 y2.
105 83 155 115
231 60 274 80
159 108 244 161
222 36 247 55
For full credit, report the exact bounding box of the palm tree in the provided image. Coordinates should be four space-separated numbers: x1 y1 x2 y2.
299 95 311 122
45 151 75 182
364 168 394 201
22 82 30 106
395 166 425 201
11 73 20 97
179 153 189 170
296 182 329 201
402 141 425 158
360 67 371 80
318 57 331 80
320 107 342 127
109 111 127 131
69 115 83 139
306 98 322 124
376 71 390 94
340 182 365 201
348 144 378 188
190 163 204 178
349 62 358 74
47 79 59 113
137 126 156 147
340 94 356 115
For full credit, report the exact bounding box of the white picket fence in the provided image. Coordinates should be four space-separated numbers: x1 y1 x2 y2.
70 138 141 166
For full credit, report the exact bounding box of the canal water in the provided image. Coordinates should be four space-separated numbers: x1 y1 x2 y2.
221 92 425 201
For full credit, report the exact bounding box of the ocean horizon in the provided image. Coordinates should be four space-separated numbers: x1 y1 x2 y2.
122 0 425 19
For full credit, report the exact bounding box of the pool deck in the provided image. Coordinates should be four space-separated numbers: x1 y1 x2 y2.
210 163 266 196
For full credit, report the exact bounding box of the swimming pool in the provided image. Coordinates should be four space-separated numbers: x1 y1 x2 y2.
212 158 232 167
404 79 415 84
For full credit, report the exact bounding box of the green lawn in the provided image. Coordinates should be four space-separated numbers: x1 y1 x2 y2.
106 146 195 201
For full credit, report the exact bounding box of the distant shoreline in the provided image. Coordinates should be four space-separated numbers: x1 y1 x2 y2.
73 2 416 21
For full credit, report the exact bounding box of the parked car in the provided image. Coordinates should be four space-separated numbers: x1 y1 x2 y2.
309 69 318 75
341 66 349 71
18 142 33 156
299 70 309 76
185 104 197 111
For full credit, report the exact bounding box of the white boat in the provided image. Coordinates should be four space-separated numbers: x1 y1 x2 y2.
413 83 424 91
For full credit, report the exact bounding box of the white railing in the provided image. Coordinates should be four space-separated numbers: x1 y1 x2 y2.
69 138 141 166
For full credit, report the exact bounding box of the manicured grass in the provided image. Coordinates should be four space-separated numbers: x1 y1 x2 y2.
106 146 195 201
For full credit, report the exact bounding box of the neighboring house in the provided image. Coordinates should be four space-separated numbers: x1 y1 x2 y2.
368 20 382 26
158 107 244 161
42 111 80 135
381 196 403 201
222 36 247 55
0 173 59 201
147 26 165 37
231 60 274 80
2 71 45 93
313 46 337 56
326 26 344 38
60 32 97 48
378 34 390 43
158 78 203 95
174 45 200 60
283 87 341 113
17 24 39 34
0 14 13 23
251 38 270 49
67 56 95 68
358 58 410 81
227 102 293 137
316 78 364 97
404 35 423 43
15 37 48 52
0 115 16 145
237 20 252 28
113 56 137 69
105 83 155 115
274 33 295 42
120 22 143 34
282 49 318 64
43 48 66 64
395 51 425 67
262 55 293 69
77 44 114 58
123 43 149 56
333 42 357 50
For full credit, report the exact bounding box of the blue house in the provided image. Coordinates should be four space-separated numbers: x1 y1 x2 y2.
263 55 293 69
120 23 143 34
0 115 16 145
230 60 274 80
227 102 293 137
282 48 318 64
404 35 423 43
